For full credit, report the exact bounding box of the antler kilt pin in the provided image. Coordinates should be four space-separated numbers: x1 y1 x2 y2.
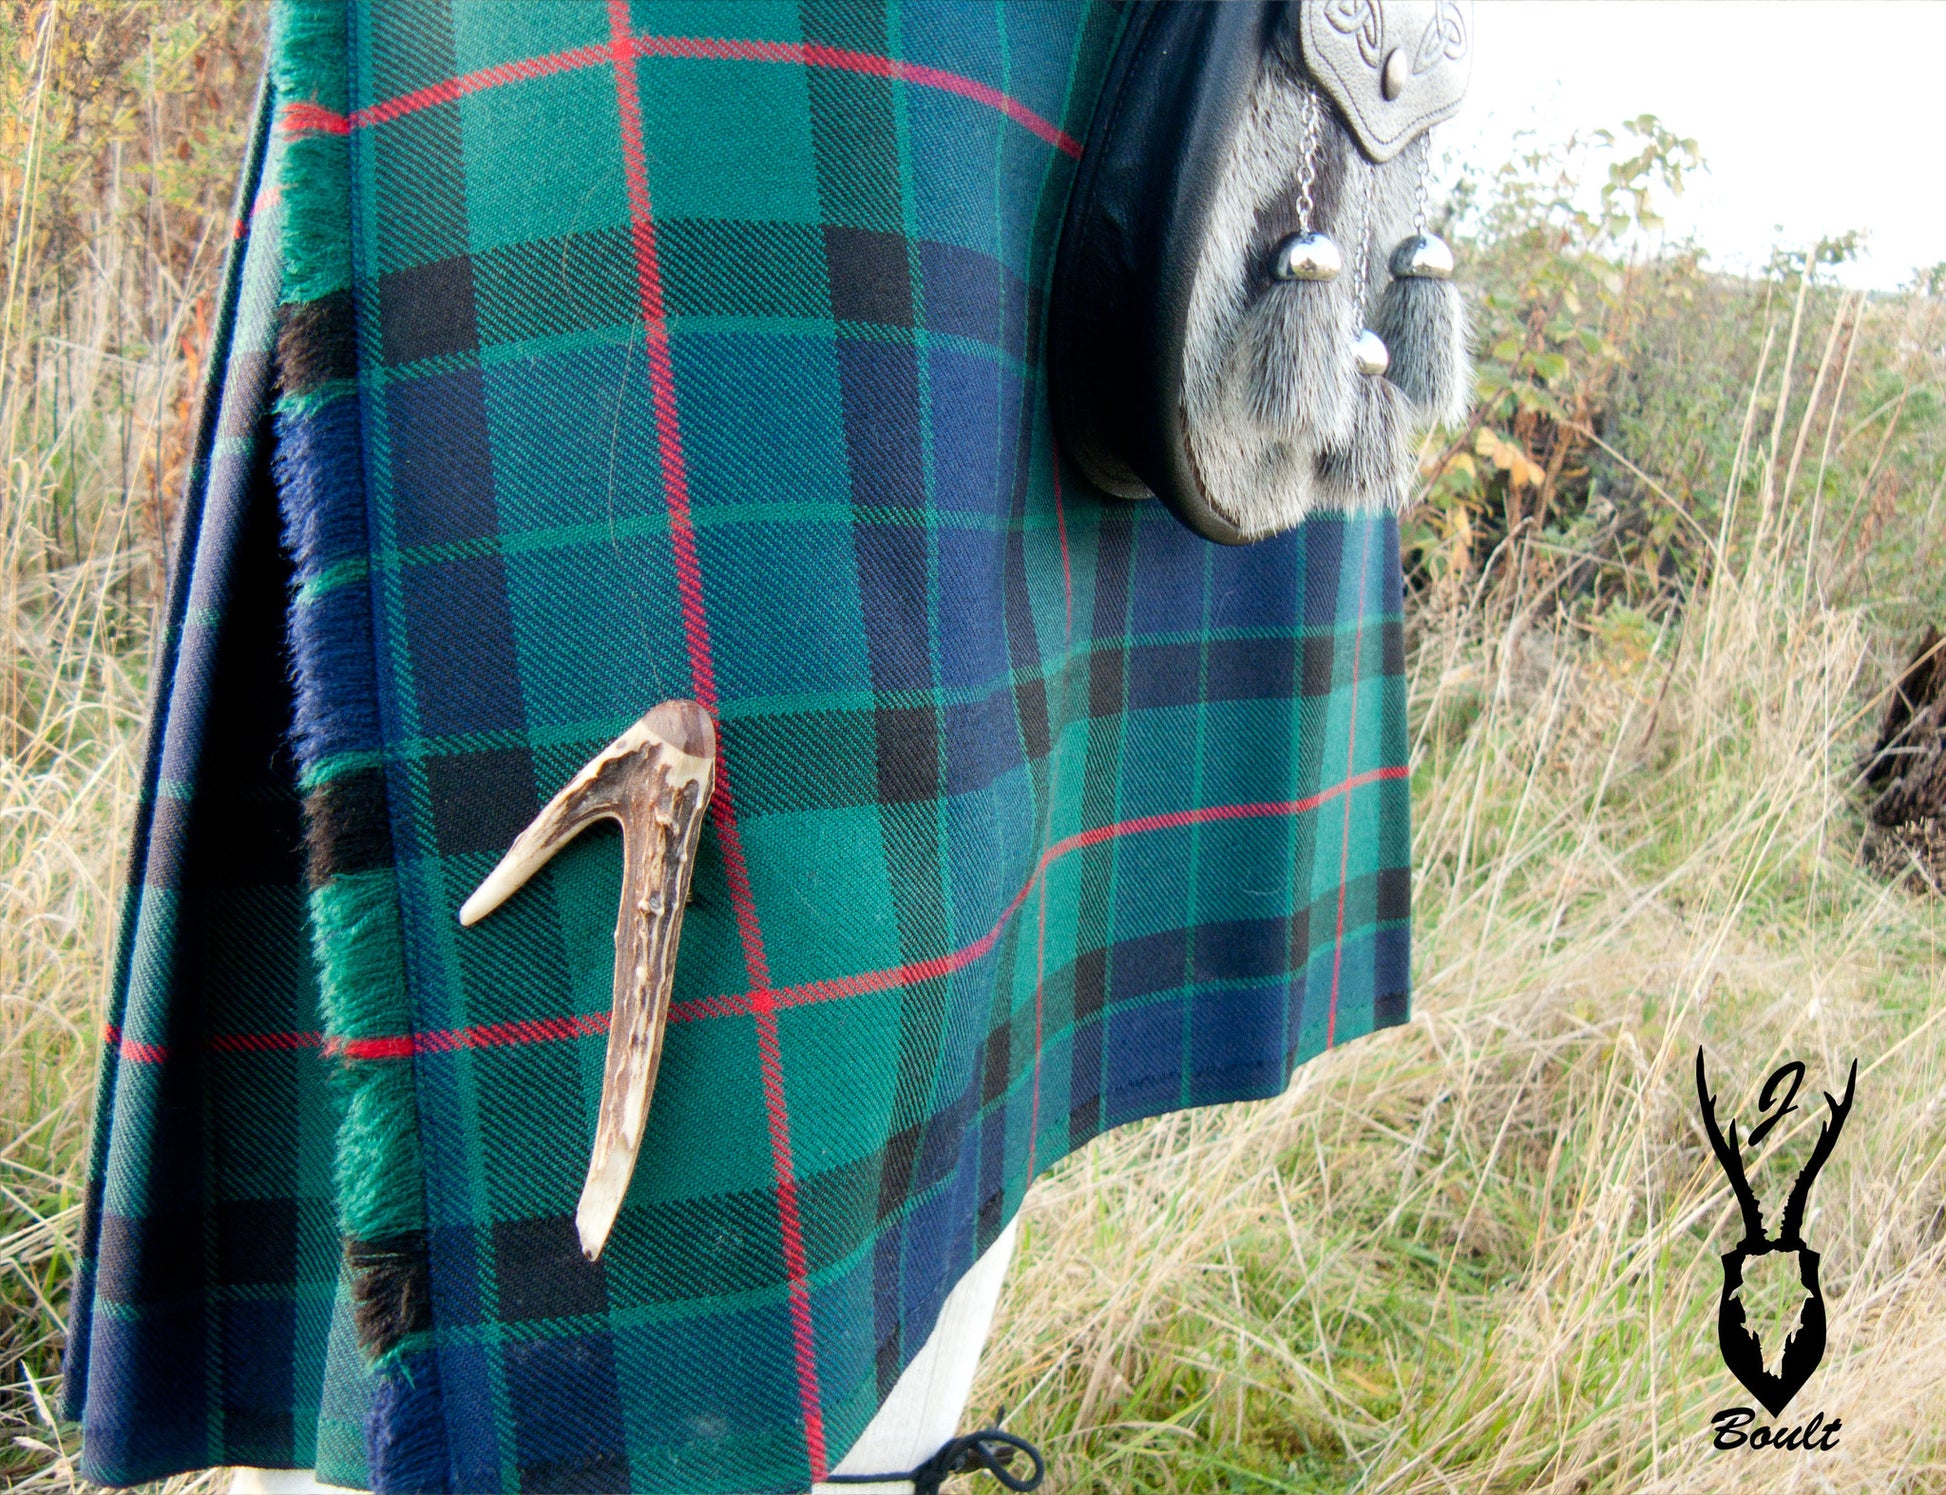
64 3 1469 1490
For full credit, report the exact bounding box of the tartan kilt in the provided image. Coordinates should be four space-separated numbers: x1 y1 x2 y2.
63 4 1412 1491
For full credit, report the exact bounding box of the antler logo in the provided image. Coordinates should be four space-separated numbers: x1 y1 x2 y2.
1695 1049 1856 1417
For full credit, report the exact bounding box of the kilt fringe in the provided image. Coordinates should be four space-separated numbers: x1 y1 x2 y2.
366 1350 452 1494
266 1 353 304
271 3 444 1479
276 293 358 396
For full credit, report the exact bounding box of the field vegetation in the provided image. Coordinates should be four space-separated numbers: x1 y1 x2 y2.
4 4 260 1490
3 6 1943 1493
980 119 1946 1495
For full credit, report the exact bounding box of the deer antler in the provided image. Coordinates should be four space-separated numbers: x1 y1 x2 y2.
1696 1048 1766 1249
1778 1059 1857 1249
460 701 715 1260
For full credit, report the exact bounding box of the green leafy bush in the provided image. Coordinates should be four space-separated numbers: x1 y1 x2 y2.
1414 117 1945 643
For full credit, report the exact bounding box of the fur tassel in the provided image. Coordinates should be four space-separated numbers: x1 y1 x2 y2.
1315 373 1414 510
1242 279 1357 443
1176 29 1433 536
1374 272 1471 427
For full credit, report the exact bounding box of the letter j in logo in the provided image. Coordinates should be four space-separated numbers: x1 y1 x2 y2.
1696 1049 1857 1418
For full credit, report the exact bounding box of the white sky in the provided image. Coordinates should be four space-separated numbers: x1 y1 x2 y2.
1440 2 1946 289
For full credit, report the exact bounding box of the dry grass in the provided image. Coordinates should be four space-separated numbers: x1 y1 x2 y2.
4 6 1945 1494
976 339 1946 1491
2 3 260 1487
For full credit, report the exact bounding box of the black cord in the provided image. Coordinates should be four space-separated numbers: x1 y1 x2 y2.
823 1428 1046 1495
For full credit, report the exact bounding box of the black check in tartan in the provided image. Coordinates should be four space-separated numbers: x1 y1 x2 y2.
65 4 1412 1491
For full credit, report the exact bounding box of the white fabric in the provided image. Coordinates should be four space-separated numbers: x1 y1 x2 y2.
229 1215 1021 1495
815 1215 1020 1494
230 1470 359 1493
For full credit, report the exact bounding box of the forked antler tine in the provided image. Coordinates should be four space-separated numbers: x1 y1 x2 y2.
458 701 716 1260
458 776 621 929
1779 1058 1858 1246
1696 1048 1766 1247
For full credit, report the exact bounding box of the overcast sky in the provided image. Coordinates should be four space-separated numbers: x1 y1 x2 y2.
1439 2 1946 289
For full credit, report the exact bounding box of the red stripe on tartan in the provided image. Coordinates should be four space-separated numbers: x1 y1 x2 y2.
325 33 1080 158
105 1023 326 1064
1326 529 1376 1050
626 37 1083 158
352 41 613 127
278 100 350 138
211 1029 321 1054
237 183 281 239
331 1013 610 1060
1027 873 1049 1179
670 765 1411 1024
606 5 828 1478
101 1025 160 1063
102 771 1410 1070
101 1024 168 1065
418 1012 608 1053
1025 693 1070 1182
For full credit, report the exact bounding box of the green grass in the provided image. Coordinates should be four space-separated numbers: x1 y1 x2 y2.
3 8 1944 1494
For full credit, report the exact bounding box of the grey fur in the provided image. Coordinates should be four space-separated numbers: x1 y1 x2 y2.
1315 371 1415 509
1373 272 1471 426
1179 41 1451 541
1242 278 1356 435
1179 49 1334 435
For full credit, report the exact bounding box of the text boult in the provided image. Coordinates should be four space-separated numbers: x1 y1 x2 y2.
1710 1407 1841 1451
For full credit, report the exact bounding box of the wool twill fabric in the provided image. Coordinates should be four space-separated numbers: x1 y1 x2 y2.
63 4 1413 1492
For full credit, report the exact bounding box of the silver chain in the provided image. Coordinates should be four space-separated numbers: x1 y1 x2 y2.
1352 159 1377 308
1294 85 1323 235
1413 130 1434 236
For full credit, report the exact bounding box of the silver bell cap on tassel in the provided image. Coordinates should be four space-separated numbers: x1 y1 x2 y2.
1272 232 1343 283
1352 329 1390 377
1387 233 1455 281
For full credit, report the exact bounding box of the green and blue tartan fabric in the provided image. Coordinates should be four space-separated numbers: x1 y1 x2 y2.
65 4 1412 1491
61 84 358 1483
